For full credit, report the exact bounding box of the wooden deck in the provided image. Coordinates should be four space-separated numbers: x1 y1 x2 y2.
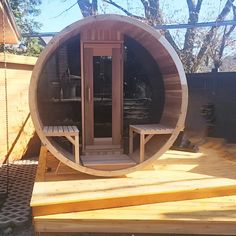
31 139 236 234
34 195 236 235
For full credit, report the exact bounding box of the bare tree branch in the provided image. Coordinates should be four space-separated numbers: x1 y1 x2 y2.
164 31 181 55
182 0 203 72
214 5 236 70
104 0 180 56
217 0 235 20
140 0 149 18
52 1 78 18
77 0 97 17
186 0 194 12
140 1 181 55
194 0 235 71
92 0 98 15
103 0 145 19
196 0 203 12
140 0 162 23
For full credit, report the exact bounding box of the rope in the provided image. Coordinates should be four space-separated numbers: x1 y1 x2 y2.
2 0 10 195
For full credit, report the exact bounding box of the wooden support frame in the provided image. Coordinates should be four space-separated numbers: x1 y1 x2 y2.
129 124 174 163
43 126 80 164
36 145 48 181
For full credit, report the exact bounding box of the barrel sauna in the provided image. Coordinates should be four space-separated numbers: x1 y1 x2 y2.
29 14 188 177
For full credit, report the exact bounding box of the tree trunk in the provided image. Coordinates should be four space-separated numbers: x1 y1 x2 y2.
77 0 97 17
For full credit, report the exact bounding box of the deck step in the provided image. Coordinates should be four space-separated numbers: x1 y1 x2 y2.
34 195 236 235
84 146 124 155
81 154 136 170
84 150 123 155
31 176 236 217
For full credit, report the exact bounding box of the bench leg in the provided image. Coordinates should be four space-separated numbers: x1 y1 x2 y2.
129 128 134 155
55 161 62 174
74 134 80 164
140 133 145 163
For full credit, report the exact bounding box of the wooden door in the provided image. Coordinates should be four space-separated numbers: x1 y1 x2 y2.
82 42 123 151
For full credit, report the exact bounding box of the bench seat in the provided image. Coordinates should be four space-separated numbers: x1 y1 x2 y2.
129 124 174 162
43 126 80 163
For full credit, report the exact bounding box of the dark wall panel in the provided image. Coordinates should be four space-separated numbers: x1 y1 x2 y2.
186 72 236 143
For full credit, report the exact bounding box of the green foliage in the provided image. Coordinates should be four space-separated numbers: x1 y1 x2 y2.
9 0 42 32
8 0 43 56
22 37 44 56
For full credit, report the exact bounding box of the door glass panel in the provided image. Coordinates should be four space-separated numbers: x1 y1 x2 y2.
93 56 112 137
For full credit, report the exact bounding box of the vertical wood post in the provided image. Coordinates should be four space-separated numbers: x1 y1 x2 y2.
36 145 48 181
140 133 145 163
112 46 122 145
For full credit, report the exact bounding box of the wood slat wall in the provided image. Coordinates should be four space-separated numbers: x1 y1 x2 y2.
0 53 37 163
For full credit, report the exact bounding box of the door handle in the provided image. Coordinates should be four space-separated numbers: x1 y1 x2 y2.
88 87 91 102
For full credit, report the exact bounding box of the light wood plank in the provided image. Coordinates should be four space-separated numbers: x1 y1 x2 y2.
36 146 48 181
130 124 174 134
129 124 174 162
144 134 154 144
31 177 236 217
83 47 94 145
58 126 63 133
84 43 121 49
74 135 80 164
34 195 236 235
65 135 75 145
31 141 236 228
48 126 53 133
43 126 79 164
129 128 133 155
140 133 145 163
31 145 236 216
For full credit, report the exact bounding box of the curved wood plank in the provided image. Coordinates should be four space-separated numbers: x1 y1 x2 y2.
29 14 188 177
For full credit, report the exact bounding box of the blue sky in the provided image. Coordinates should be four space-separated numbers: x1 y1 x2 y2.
36 0 229 33
36 0 83 32
36 0 186 32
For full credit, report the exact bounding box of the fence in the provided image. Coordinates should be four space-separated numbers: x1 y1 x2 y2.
0 53 37 164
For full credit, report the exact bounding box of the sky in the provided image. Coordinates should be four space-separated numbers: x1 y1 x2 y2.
36 0 230 33
36 0 188 32
36 0 83 32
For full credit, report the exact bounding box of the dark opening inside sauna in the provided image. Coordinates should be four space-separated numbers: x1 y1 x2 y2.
30 15 188 176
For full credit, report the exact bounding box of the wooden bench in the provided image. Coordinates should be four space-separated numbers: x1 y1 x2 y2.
129 124 174 163
43 126 80 164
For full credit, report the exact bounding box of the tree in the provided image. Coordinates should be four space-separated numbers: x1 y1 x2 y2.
6 0 43 56
77 0 98 16
75 0 236 73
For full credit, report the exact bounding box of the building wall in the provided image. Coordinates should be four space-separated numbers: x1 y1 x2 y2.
0 53 37 163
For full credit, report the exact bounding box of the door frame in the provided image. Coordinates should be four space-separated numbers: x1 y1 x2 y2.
81 41 123 152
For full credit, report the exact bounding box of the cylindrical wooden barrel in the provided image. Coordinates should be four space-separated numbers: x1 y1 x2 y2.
29 14 188 177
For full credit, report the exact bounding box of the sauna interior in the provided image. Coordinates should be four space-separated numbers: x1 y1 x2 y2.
31 15 187 176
